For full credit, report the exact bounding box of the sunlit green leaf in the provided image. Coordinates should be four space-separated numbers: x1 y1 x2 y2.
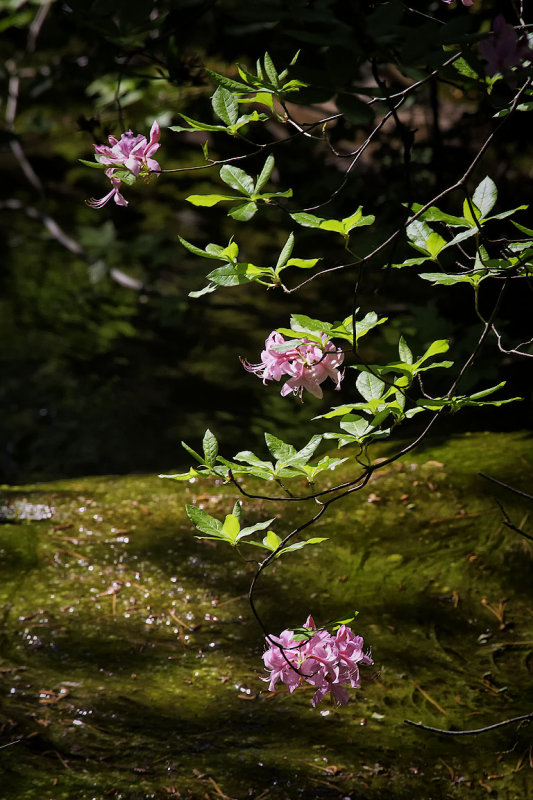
186 193 236 207
228 202 257 221
473 176 497 218
202 429 218 468
212 86 238 126
220 165 255 195
356 371 385 401
186 505 222 537
221 513 240 543
275 232 295 270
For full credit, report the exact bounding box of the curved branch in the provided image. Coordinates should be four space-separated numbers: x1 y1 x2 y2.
405 712 533 736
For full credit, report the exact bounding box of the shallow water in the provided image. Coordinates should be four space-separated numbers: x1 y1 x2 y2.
1 432 532 799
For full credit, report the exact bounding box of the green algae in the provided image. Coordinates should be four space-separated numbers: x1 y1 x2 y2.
0 432 532 799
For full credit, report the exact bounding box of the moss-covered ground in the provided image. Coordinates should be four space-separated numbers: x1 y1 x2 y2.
0 431 532 799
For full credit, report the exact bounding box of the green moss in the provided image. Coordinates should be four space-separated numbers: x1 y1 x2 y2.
0 432 532 799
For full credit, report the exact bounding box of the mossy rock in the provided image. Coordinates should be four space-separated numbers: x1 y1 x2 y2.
0 431 532 799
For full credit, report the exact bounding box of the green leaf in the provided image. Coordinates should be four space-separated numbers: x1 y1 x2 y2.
202 429 218 468
319 219 345 234
159 467 204 481
205 68 251 93
188 284 217 298
228 201 257 221
186 194 236 207
170 116 226 133
275 233 295 271
469 381 508 400
178 236 214 259
211 86 238 126
339 414 373 438
407 204 467 227
244 91 274 109
274 331 320 346
417 382 521 412
263 52 279 87
291 435 323 464
232 111 268 129
289 209 373 237
232 500 242 523
112 170 136 186
290 212 325 229
302 456 348 480
206 263 259 287
258 189 293 201
473 176 497 218
441 228 479 251
279 537 328 556
204 243 225 257
181 440 206 465
452 56 482 80
221 513 240 544
264 433 296 462
237 62 260 86
511 220 533 237
462 198 481 227
353 311 387 343
407 219 433 250
238 518 276 540
418 339 450 364
79 159 108 170
342 210 375 234
291 314 331 335
186 505 222 537
425 231 446 258
255 154 276 193
263 530 282 551
234 450 274 472
419 272 485 286
356 371 385 401
398 336 413 364
220 165 254 195
220 241 239 261
485 205 528 222
494 101 533 117
391 257 432 270
289 50 301 66
285 257 319 270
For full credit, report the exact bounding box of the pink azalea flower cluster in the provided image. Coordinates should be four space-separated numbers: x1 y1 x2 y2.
87 121 161 209
479 15 532 78
243 332 344 399
263 615 373 707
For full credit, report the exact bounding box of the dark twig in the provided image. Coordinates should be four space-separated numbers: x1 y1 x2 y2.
478 472 533 503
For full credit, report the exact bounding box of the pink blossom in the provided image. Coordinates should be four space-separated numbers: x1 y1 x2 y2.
243 332 344 399
87 169 129 209
93 120 161 177
441 0 473 6
479 16 532 77
263 615 373 707
87 121 161 209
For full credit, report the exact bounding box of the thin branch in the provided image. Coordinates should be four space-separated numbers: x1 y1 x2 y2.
286 76 532 293
478 472 533 502
405 713 533 736
491 325 533 358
